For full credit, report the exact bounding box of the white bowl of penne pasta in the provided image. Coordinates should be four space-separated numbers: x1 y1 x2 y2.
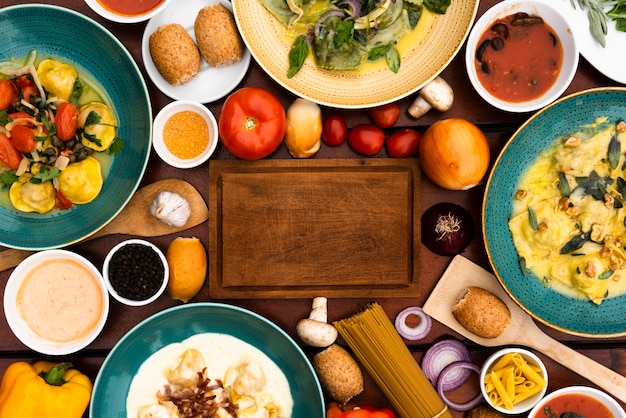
479 347 548 414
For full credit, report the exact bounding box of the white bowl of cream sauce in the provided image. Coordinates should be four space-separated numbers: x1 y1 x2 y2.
4 249 109 355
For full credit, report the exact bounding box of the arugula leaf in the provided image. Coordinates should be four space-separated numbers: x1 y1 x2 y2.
288 35 309 78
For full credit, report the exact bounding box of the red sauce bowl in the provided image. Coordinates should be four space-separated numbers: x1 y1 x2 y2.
465 0 578 113
528 386 626 418
83 0 173 23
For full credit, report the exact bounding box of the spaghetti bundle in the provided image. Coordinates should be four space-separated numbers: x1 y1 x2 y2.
334 303 453 418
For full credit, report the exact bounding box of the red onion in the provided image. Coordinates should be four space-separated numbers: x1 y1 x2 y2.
436 361 483 411
394 306 432 341
421 339 472 391
421 202 475 256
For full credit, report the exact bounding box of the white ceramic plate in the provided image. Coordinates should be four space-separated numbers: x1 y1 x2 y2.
141 0 251 103
538 0 626 84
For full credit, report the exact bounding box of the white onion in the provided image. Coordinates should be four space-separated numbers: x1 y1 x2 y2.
394 306 432 341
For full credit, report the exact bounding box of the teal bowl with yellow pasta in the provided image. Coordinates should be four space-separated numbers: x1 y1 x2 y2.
0 5 151 249
484 87 626 337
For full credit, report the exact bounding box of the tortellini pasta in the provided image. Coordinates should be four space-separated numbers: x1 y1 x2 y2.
78 102 117 152
36 59 78 101
58 156 103 204
9 179 56 213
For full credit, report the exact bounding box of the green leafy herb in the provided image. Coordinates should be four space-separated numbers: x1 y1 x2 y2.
368 44 390 62
607 1 626 31
0 170 18 187
385 45 401 73
528 206 539 230
0 110 11 126
335 20 355 48
69 79 84 107
84 110 101 127
570 0 626 47
560 231 591 254
559 172 571 197
107 137 125 155
424 0 451 14
609 131 621 169
599 269 615 279
287 35 309 78
29 166 60 184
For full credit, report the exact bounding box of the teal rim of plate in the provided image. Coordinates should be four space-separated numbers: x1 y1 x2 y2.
483 87 626 338
0 4 151 250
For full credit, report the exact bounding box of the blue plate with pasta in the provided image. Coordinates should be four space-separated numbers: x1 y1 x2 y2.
0 5 151 250
90 303 324 417
483 87 626 337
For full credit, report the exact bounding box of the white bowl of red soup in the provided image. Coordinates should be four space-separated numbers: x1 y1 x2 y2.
83 0 173 23
465 0 578 113
3 250 109 355
528 386 626 418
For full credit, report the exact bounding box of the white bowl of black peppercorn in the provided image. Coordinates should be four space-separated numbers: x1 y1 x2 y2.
103 239 169 306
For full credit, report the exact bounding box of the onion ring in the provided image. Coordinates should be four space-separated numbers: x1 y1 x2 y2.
394 306 432 341
421 339 472 391
436 361 483 411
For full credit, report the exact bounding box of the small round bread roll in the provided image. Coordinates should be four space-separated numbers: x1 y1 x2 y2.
149 23 201 85
194 3 244 67
452 286 511 339
313 344 363 404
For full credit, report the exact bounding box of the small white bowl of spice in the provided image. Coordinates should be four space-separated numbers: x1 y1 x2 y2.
153 100 218 168
103 239 169 306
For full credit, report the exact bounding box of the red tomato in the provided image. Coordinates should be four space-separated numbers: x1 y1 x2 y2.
347 124 385 156
341 411 373 418
55 102 79 141
20 84 39 101
218 87 286 160
385 128 421 158
0 132 22 170
367 103 400 128
14 74 32 88
322 114 348 146
55 189 73 210
10 125 37 153
0 79 17 111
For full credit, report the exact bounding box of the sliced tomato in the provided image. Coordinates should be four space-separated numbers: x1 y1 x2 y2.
0 132 22 170
0 79 17 111
10 125 37 153
55 101 79 141
55 189 73 210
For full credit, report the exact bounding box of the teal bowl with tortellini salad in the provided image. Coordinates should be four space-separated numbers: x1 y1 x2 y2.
0 4 151 250
484 87 626 337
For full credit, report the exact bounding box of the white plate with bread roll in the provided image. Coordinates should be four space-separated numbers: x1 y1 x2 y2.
142 0 251 103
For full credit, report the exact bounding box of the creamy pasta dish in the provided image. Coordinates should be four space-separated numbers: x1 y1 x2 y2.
126 333 293 418
509 118 626 304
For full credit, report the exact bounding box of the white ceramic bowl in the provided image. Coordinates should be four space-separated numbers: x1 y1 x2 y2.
152 100 219 169
465 0 578 113
103 239 169 306
480 347 548 414
528 386 626 418
83 0 173 23
4 250 109 355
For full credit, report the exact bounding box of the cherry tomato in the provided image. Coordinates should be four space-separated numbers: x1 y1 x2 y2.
20 84 39 101
0 132 22 170
218 87 287 160
14 74 33 88
347 124 385 156
385 128 421 158
10 125 37 153
55 189 73 210
322 114 348 146
0 79 17 111
55 102 79 141
367 102 400 128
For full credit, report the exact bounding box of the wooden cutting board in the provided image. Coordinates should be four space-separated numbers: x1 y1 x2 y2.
209 158 420 298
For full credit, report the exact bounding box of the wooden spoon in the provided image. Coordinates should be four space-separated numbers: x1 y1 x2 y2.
423 255 626 404
0 179 208 272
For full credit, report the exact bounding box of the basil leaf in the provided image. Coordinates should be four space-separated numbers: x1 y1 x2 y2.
368 44 389 61
385 45 401 73
287 35 309 78
424 0 450 14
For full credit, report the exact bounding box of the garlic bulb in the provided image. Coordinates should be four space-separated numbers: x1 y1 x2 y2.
150 190 191 227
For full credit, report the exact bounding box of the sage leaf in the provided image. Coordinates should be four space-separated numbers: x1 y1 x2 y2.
599 270 614 280
528 206 538 230
560 231 591 254
559 172 571 197
609 132 621 169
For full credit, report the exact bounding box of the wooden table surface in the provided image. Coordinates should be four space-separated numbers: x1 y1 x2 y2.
1 0 625 416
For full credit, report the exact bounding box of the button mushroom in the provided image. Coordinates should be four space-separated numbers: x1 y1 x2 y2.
408 76 454 119
296 297 338 347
